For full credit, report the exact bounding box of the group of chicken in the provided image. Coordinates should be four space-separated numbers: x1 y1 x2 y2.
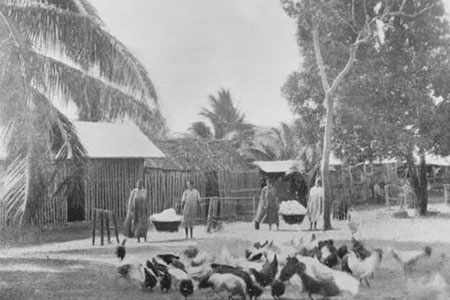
113 235 438 300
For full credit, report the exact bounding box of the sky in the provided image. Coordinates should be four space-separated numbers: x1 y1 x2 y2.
89 0 301 134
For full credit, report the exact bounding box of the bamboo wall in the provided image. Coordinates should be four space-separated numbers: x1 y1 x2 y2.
144 168 206 214
218 169 260 198
84 158 144 222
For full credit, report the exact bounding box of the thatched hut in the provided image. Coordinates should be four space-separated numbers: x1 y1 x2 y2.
144 138 260 214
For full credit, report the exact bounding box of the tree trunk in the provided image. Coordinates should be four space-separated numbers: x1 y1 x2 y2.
322 95 334 230
418 151 428 216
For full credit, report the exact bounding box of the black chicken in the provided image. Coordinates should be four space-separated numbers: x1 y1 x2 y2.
146 260 161 278
179 279 194 300
152 257 169 274
160 270 172 292
157 254 181 265
115 239 126 261
249 254 278 287
352 238 371 259
271 280 286 300
142 268 158 291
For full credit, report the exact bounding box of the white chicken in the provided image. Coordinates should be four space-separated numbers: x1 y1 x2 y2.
343 249 383 287
405 272 450 300
347 208 361 236
199 273 247 300
390 246 432 275
297 255 360 297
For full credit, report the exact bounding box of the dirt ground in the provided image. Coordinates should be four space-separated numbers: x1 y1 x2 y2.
0 204 450 300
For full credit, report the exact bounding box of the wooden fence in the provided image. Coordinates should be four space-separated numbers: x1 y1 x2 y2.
218 169 260 198
144 168 206 215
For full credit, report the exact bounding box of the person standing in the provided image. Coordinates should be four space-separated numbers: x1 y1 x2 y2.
181 180 201 239
254 178 279 231
307 178 324 231
124 179 149 242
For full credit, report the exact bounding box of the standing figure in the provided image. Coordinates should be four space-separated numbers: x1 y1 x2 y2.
254 179 280 231
181 180 201 239
307 178 324 231
124 179 149 242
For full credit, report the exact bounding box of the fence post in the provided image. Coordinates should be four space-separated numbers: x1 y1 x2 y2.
92 210 97 245
106 211 111 244
100 211 104 246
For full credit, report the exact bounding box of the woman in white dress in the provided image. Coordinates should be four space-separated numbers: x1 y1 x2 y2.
307 178 324 231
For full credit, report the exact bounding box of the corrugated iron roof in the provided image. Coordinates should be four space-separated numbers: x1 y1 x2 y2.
73 121 165 158
253 160 304 174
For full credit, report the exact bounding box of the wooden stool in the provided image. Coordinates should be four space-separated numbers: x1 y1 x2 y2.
92 209 120 246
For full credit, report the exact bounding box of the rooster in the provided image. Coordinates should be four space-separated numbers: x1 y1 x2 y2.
115 239 126 261
249 254 278 287
342 249 383 287
391 246 432 275
280 256 359 299
352 238 372 260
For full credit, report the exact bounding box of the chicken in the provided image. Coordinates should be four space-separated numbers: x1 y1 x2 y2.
191 251 213 267
152 257 169 274
405 272 450 300
352 238 372 260
117 264 146 288
157 254 181 265
183 247 199 259
142 267 158 291
146 260 161 278
249 254 278 287
179 279 195 300
271 280 286 300
160 269 172 292
391 246 432 274
347 208 360 236
199 273 247 300
343 249 383 287
317 240 344 268
168 266 190 289
279 256 359 299
115 239 126 261
254 240 269 249
211 263 263 299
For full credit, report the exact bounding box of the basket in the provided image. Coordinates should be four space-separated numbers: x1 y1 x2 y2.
151 220 181 232
281 214 305 225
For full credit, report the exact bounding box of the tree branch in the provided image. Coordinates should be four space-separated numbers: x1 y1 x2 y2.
386 4 435 19
312 25 330 92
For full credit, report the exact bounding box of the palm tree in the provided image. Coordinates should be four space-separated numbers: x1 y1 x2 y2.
190 88 254 146
243 122 300 161
0 0 166 224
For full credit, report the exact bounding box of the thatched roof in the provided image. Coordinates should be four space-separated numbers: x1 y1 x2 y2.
145 138 252 171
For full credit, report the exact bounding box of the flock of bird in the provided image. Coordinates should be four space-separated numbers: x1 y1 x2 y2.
113 233 443 300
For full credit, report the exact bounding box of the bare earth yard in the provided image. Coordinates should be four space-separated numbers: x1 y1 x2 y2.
0 204 450 300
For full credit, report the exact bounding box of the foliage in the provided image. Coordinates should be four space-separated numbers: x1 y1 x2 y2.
190 88 254 148
281 0 444 225
189 121 212 139
0 0 166 224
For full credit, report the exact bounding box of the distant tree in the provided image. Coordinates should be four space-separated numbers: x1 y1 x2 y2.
189 121 212 139
190 89 254 147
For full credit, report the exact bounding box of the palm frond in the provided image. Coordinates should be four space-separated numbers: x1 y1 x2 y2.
0 2 159 107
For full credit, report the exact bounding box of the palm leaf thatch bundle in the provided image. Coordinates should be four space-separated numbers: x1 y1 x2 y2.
0 0 166 225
